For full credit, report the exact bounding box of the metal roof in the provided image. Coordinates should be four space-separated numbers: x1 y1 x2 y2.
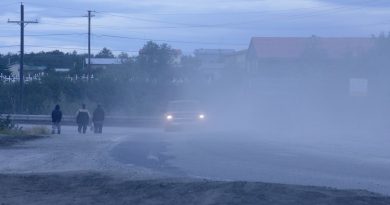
85 58 122 65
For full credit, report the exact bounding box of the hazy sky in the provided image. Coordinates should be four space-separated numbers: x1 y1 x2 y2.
0 0 390 55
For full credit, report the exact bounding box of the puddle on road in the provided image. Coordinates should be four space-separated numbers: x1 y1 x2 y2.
110 140 185 176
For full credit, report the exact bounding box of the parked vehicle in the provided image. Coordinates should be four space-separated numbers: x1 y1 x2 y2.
164 100 206 131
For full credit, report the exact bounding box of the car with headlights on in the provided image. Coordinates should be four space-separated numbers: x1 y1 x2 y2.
164 100 206 131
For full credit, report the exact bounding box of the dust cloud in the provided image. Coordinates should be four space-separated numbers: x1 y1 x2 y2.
176 47 390 138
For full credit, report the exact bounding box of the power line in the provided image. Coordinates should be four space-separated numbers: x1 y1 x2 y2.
7 3 38 113
26 0 386 17
22 2 87 12
0 33 87 37
16 0 390 32
190 1 390 28
47 15 87 18
49 4 390 31
94 1 384 28
24 2 371 28
0 44 138 53
1 0 388 57
96 3 338 16
95 11 208 27
41 20 86 27
23 45 138 53
0 45 20 48
92 33 247 46
0 2 19 8
40 19 390 31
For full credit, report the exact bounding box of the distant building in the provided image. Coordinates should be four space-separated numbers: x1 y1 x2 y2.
54 68 71 73
9 64 46 76
192 48 250 79
85 58 122 69
194 49 236 70
245 36 383 100
193 49 239 78
225 49 247 70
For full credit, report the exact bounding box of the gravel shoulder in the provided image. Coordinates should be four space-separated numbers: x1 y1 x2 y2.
0 134 48 147
1 126 389 204
0 172 389 205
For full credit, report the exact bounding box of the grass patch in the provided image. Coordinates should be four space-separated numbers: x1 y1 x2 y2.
0 126 50 137
0 126 50 147
24 126 51 136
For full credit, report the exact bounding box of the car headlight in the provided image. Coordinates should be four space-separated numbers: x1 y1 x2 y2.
198 114 205 119
166 115 173 120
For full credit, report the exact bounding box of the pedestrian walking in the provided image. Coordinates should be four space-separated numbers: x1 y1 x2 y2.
51 104 62 134
75 104 90 134
92 104 105 134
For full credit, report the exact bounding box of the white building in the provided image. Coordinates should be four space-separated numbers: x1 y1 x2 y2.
9 64 46 76
85 58 123 69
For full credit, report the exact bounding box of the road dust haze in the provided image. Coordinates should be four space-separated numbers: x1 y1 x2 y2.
180 55 390 138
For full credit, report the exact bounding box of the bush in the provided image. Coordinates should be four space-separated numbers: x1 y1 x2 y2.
0 125 49 137
0 115 23 136
0 115 14 131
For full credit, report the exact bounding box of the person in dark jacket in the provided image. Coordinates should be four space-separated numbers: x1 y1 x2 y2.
75 104 90 134
92 104 105 134
51 104 62 134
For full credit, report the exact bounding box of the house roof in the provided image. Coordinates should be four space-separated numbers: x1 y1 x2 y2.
248 37 375 59
86 58 122 65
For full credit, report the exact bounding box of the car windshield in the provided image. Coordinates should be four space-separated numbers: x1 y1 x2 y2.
168 101 200 112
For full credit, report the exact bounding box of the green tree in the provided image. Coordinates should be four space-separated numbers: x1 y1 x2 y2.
179 55 201 78
96 48 114 58
136 41 178 81
0 54 10 75
118 52 129 61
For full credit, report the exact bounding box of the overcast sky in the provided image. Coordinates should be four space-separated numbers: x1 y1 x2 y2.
1 0 390 55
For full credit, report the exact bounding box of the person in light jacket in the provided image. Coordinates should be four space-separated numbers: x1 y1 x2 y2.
92 104 105 134
75 104 90 134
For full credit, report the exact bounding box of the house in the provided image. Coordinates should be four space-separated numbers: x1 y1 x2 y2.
85 58 122 69
245 36 389 101
9 64 46 76
246 36 375 72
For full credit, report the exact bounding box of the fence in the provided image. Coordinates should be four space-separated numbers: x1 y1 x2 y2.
0 73 198 85
0 74 97 83
0 73 44 83
5 114 162 127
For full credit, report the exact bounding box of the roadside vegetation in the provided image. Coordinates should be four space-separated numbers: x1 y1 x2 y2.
0 115 49 146
1 35 390 116
0 41 206 115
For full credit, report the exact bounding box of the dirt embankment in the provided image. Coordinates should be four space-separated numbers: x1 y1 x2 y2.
0 135 47 147
0 173 389 205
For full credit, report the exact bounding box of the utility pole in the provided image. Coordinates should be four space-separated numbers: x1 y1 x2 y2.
8 3 38 113
85 10 95 78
